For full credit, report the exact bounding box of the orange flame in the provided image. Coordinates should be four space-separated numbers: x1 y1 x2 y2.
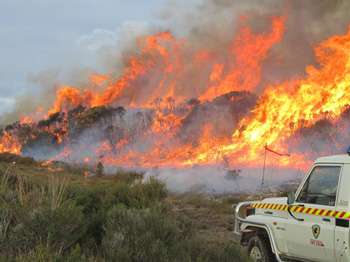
4 16 350 173
200 16 285 100
47 18 284 114
190 25 350 168
0 131 22 154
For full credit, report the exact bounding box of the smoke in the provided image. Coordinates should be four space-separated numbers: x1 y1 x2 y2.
288 107 350 159
3 0 350 194
4 0 350 120
169 0 350 86
0 21 152 126
1 68 86 125
144 165 301 194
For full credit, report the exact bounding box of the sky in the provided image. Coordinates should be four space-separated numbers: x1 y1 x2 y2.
3 0 348 120
0 0 184 116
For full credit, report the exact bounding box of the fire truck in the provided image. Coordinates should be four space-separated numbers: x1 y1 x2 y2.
234 153 350 262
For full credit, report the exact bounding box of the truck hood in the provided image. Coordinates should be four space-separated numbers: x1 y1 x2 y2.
261 197 287 204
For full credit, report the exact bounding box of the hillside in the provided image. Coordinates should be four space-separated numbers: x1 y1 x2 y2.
1 91 257 167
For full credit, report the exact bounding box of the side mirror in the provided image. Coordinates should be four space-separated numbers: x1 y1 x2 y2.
287 192 295 205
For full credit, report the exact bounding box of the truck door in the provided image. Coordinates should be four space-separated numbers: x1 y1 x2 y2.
334 164 350 262
284 165 341 261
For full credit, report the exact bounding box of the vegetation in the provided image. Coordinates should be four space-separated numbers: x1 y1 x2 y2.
0 154 250 261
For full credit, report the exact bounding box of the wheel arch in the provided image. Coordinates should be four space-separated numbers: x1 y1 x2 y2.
244 226 271 244
240 223 282 262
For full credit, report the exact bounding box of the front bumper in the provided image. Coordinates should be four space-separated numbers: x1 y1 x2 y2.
233 231 242 244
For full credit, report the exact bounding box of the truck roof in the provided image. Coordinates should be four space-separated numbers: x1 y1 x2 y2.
315 154 350 164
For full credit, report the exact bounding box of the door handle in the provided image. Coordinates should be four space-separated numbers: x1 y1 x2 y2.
322 218 331 222
264 211 273 215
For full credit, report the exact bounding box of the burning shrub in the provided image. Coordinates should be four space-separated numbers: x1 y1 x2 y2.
74 106 116 129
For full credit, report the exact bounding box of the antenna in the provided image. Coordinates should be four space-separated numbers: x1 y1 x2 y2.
261 145 267 189
260 145 291 190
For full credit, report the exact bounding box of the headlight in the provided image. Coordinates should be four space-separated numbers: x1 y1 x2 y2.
246 206 255 217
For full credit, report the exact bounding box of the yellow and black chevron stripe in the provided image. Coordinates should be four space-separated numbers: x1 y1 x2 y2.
251 202 350 219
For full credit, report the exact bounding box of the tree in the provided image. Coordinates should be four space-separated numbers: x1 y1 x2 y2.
96 161 104 177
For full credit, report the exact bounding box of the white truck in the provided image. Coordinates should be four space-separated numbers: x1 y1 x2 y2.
234 154 350 262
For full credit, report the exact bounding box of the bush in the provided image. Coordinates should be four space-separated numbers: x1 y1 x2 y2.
14 244 89 262
66 177 168 253
102 206 250 262
189 240 250 262
114 171 143 184
132 177 168 206
0 173 86 257
6 202 85 256
0 168 249 261
0 153 36 166
103 206 192 262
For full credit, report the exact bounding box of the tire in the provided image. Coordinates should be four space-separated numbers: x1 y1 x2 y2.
247 235 275 262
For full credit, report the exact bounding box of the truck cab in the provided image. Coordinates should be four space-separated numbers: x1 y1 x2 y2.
234 154 350 262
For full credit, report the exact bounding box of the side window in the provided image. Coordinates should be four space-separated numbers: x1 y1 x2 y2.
297 166 341 206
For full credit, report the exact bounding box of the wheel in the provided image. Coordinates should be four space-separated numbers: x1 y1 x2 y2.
247 235 275 262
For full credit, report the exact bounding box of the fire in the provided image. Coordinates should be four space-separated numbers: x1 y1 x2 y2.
89 74 108 86
190 25 350 167
2 14 350 173
48 86 92 115
47 17 284 114
200 16 285 100
0 131 22 155
20 116 34 125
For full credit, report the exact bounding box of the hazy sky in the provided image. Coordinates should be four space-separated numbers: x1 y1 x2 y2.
0 0 181 115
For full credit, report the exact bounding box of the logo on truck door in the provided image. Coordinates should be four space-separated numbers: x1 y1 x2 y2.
312 224 321 239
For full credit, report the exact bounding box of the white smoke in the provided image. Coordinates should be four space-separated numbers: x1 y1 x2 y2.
144 165 301 194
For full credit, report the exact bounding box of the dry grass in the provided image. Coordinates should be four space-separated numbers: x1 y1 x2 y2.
47 175 67 210
167 194 237 246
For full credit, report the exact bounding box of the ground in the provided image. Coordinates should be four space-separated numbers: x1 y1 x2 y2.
0 153 252 261
168 194 238 245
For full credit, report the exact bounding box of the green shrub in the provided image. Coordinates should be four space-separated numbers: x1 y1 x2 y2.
0 172 86 257
0 167 249 261
102 206 192 262
102 205 249 262
7 202 85 255
189 240 250 262
132 177 168 207
114 171 143 184
0 153 36 166
65 177 167 255
69 186 105 252
14 244 90 262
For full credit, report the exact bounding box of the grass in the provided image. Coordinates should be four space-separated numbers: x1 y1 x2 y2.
166 194 239 246
0 153 250 261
